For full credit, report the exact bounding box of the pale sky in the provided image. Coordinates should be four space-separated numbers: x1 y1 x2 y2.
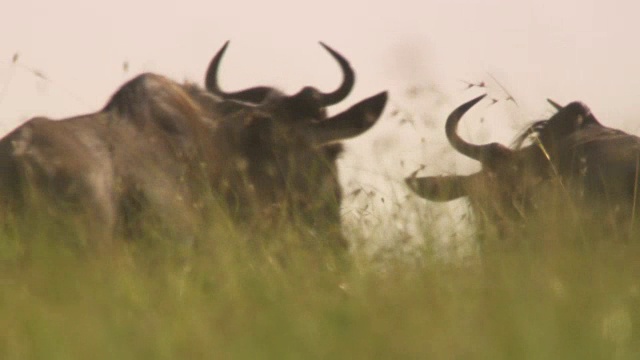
2 0 639 247
3 0 639 124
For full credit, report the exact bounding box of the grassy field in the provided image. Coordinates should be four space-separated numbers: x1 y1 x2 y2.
0 210 639 360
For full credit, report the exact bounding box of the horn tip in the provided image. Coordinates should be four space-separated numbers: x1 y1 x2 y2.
470 93 487 105
318 42 338 55
547 98 563 110
318 42 351 67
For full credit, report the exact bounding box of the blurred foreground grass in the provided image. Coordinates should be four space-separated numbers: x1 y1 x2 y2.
0 216 639 360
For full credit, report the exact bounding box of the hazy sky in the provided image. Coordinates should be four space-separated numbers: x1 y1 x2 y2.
3 0 640 126
3 0 640 171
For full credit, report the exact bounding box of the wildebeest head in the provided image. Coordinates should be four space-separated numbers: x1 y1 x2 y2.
199 42 387 241
405 95 552 235
203 41 386 143
525 99 640 223
406 94 640 239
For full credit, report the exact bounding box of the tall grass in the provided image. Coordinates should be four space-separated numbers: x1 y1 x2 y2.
1 204 639 360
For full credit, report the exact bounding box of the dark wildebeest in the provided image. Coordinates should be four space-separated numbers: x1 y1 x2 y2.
0 42 387 248
406 95 640 241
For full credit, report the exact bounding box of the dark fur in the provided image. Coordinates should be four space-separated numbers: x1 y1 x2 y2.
407 98 640 240
0 64 387 248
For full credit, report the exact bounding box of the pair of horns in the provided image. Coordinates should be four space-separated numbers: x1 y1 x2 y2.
205 41 354 106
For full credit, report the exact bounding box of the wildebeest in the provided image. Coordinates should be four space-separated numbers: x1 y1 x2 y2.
0 42 387 248
406 95 640 240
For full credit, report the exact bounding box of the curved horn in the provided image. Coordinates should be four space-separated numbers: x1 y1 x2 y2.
205 41 230 95
317 42 355 106
205 41 272 103
547 99 563 111
445 94 492 161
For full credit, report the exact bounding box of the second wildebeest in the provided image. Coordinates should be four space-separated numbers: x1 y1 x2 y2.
0 42 388 249
406 95 640 242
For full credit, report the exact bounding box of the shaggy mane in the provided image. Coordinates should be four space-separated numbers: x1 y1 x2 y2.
510 119 549 149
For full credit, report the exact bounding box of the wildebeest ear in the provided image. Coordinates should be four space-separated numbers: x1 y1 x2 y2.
405 175 470 201
310 91 387 144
